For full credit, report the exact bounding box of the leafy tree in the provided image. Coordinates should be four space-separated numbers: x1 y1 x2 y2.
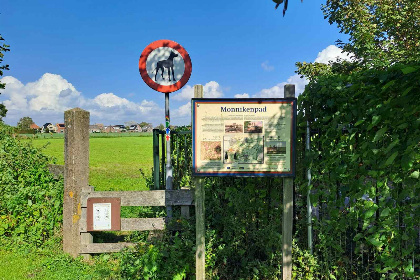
296 0 420 80
272 0 303 16
0 34 10 121
156 123 164 130
17 116 34 131
139 121 152 127
322 0 420 68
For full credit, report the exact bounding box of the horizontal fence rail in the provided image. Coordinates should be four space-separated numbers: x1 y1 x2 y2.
80 190 194 207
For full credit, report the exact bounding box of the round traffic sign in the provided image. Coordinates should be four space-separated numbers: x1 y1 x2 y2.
139 40 192 93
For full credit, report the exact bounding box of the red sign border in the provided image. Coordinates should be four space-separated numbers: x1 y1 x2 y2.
139 39 192 93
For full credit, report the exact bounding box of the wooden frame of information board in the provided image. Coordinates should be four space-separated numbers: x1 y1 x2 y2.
192 98 296 177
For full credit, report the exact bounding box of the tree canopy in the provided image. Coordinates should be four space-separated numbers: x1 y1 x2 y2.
297 0 420 80
17 116 34 131
0 34 10 121
322 0 420 68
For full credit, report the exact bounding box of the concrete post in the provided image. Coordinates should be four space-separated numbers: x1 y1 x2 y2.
63 108 90 258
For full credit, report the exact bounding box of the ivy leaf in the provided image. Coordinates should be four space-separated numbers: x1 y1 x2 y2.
373 127 387 142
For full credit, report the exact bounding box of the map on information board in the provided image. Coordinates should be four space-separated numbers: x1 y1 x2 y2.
192 98 296 177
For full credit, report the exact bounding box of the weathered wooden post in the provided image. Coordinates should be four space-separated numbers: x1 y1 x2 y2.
152 128 160 190
193 84 205 280
283 85 295 280
63 108 90 258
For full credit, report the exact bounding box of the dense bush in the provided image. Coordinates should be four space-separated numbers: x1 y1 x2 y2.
296 63 420 279
120 64 420 280
0 122 63 245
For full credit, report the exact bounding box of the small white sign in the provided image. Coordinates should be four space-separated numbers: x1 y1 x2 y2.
93 203 111 230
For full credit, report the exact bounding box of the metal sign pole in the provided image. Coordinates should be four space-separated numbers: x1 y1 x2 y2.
165 92 173 218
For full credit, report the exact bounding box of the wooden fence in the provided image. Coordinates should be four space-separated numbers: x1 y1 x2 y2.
79 188 194 254
62 108 195 258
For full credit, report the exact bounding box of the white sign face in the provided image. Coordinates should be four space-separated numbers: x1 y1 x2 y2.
93 203 112 230
145 47 185 86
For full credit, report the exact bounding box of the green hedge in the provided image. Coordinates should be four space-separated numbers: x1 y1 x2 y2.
0 123 63 245
296 63 419 279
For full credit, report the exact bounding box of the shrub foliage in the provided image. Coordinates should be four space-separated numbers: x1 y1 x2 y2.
296 63 419 279
0 123 63 245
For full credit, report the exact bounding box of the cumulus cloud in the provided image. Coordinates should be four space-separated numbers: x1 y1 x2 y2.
261 61 274 72
234 93 249 98
253 74 308 98
93 93 131 108
0 73 162 126
173 102 191 118
172 81 223 101
314 45 353 64
249 45 352 98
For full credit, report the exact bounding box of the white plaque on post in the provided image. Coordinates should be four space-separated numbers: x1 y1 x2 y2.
93 203 112 231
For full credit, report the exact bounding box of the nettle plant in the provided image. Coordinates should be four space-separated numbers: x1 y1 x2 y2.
0 123 63 245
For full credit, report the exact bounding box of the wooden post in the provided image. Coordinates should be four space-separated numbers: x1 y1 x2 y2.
153 128 160 190
283 85 295 280
193 84 205 280
63 108 90 258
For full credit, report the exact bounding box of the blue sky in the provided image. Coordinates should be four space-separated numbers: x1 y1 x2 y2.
0 0 350 126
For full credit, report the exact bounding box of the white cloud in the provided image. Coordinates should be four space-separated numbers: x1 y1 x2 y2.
203 81 223 98
261 61 274 72
234 93 249 98
173 102 191 117
93 93 131 108
314 45 353 64
172 81 223 101
252 74 308 98
0 73 163 126
249 45 352 98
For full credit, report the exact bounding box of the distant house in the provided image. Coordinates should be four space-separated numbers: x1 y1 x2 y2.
141 124 154 133
104 125 117 133
89 123 104 133
129 124 141 132
113 125 126 132
30 123 40 131
41 123 56 133
55 123 65 133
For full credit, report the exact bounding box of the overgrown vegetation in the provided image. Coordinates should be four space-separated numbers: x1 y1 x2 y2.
0 122 63 245
296 63 419 279
118 64 419 279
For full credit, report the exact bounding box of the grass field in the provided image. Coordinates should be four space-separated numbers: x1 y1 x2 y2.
0 243 119 280
23 136 154 191
0 135 156 279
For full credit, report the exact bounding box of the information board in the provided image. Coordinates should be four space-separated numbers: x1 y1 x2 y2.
192 98 296 177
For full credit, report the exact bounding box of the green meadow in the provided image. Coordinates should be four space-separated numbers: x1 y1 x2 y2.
24 136 154 191
1 135 155 280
